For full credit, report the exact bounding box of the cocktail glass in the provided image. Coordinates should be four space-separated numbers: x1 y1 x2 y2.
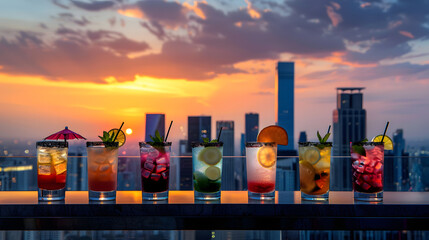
351 142 384 202
36 141 68 201
246 142 277 200
139 142 171 200
298 142 331 201
192 142 223 200
87 141 119 201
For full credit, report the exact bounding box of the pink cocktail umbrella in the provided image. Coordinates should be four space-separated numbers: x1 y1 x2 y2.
44 126 86 142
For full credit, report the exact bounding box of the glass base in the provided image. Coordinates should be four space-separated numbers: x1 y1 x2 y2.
89 190 116 201
38 188 65 201
194 191 220 200
248 191 275 200
301 192 329 201
354 191 383 202
142 191 168 201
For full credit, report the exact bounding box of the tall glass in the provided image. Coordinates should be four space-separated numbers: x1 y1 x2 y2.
351 142 384 202
87 142 119 201
192 142 223 200
36 141 68 201
246 142 277 200
298 142 331 201
139 142 171 200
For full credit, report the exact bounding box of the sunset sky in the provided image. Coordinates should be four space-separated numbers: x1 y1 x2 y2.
1 0 429 154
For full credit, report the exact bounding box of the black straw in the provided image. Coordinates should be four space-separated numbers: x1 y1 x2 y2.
165 121 173 142
327 125 331 134
217 127 223 142
380 121 389 142
112 122 124 142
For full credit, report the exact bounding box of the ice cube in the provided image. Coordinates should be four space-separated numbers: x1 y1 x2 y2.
162 170 169 179
144 161 155 171
361 182 371 190
355 179 363 186
156 157 168 165
50 150 66 165
363 158 371 166
351 153 360 160
353 171 361 179
38 154 51 164
363 145 375 151
374 162 383 173
38 165 51 175
352 160 360 169
151 173 161 181
357 166 365 173
365 167 374 173
156 164 167 173
99 164 110 172
141 169 151 178
363 174 373 182
108 157 116 164
148 148 159 158
373 180 383 188
54 162 67 175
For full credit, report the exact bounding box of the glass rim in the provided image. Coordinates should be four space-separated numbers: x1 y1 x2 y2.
351 141 384 146
139 142 172 147
191 142 223 147
36 141 68 148
86 141 119 147
299 142 332 147
245 142 276 147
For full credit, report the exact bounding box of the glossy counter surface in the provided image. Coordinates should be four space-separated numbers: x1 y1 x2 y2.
0 191 428 230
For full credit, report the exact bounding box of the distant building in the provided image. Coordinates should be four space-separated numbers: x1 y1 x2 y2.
393 129 409 191
179 139 189 156
216 121 234 156
187 116 211 152
67 147 86 191
245 113 259 142
145 114 165 142
276 62 295 152
298 131 307 143
276 158 299 191
240 133 246 156
332 88 366 190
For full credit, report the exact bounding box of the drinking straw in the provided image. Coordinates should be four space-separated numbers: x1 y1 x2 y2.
327 125 331 135
165 121 173 142
380 121 390 142
217 127 223 142
112 122 124 142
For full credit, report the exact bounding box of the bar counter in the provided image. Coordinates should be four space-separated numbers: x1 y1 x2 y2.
0 191 428 230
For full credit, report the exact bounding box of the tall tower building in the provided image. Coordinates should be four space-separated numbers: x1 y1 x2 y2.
276 62 295 152
298 131 307 143
216 121 234 156
145 114 165 142
187 116 211 152
332 87 366 190
245 113 259 142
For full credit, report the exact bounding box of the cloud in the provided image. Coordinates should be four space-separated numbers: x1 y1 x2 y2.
70 0 115 11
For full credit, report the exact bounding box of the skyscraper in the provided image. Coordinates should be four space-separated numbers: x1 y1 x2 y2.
393 129 409 191
332 87 366 190
217 121 235 190
245 113 259 142
298 131 307 143
187 116 211 152
276 62 294 152
216 121 234 156
145 114 165 142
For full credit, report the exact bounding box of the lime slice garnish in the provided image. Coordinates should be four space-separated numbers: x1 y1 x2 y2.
371 135 393 150
108 129 126 147
303 147 320 165
198 147 222 165
257 146 276 168
205 166 221 181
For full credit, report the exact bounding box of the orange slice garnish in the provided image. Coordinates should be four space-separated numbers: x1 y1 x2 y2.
257 125 288 146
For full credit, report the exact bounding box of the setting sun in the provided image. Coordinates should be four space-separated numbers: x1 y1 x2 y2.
126 128 133 135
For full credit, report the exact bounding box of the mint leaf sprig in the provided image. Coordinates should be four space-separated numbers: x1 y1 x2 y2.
316 128 331 149
98 131 115 143
352 138 368 156
203 138 218 143
147 130 164 144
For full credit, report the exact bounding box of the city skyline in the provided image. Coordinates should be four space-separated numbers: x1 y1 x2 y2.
0 0 429 148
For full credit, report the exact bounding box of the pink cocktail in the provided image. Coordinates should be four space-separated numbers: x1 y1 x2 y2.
350 142 384 201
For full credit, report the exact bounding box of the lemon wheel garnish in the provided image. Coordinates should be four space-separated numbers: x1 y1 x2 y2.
371 135 393 150
198 147 222 165
108 129 126 147
257 146 276 168
303 147 321 165
205 166 221 181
